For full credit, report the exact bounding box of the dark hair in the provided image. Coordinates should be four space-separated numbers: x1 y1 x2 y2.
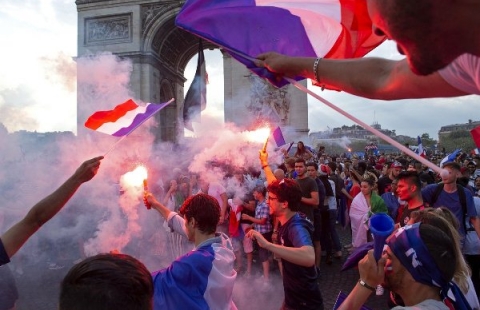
267 179 303 212
306 162 318 170
253 186 267 197
327 162 337 172
357 161 367 173
443 162 461 171
419 224 457 285
60 254 153 310
295 158 306 165
179 193 220 234
397 171 421 190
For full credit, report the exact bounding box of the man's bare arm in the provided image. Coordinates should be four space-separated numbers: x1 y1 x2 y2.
256 53 468 99
1 156 103 258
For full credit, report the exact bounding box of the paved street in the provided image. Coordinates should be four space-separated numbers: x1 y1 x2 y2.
11 224 388 310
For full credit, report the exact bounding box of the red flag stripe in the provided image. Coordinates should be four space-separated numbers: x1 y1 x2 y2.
84 99 138 130
470 125 480 149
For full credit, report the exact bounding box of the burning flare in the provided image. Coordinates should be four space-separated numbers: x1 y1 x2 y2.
121 165 148 189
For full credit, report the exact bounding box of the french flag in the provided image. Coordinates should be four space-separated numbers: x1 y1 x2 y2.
416 136 426 157
440 149 461 168
176 0 385 88
470 125 480 149
84 99 173 137
272 126 286 147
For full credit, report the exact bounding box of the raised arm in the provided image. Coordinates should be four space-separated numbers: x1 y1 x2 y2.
1 156 103 259
255 53 467 99
144 193 188 239
259 149 276 185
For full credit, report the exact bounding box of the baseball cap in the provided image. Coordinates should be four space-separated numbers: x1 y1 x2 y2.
390 161 403 169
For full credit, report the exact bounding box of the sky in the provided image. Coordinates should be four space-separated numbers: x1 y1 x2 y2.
1 0 480 140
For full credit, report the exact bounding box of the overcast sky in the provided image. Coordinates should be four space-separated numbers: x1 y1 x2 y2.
1 0 479 140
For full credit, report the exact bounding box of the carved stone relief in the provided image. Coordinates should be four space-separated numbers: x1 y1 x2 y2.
85 13 132 45
246 74 290 125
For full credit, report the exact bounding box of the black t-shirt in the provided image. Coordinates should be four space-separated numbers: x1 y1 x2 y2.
278 214 324 309
295 177 318 222
399 205 425 227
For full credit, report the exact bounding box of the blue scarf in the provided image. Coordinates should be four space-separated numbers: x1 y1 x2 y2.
387 223 472 310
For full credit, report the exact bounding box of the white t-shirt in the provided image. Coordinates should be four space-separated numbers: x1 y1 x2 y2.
439 53 480 94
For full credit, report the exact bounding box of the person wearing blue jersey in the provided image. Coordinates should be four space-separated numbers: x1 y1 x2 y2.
144 193 237 310
247 178 324 310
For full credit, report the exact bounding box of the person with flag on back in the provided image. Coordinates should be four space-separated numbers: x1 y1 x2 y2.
143 192 237 310
256 0 480 99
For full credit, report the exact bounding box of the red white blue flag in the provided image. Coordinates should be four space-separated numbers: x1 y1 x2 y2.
416 136 426 157
84 99 173 137
176 0 385 87
470 125 480 149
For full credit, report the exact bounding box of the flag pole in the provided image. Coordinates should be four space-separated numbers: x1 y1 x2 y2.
103 135 128 156
285 78 442 174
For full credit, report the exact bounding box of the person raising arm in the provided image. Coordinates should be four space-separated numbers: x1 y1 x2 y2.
0 156 103 265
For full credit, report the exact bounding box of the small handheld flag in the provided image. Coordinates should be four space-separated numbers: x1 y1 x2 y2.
85 99 173 137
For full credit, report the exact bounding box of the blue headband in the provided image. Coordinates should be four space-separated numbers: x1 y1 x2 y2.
387 223 472 310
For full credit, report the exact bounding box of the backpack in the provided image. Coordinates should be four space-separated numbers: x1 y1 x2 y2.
430 183 474 233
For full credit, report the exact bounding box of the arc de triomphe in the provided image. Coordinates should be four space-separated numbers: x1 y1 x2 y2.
76 0 309 143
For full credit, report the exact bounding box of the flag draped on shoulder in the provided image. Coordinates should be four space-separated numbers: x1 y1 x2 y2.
176 0 385 88
183 40 207 132
84 99 173 137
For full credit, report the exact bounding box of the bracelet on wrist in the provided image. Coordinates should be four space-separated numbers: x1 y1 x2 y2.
358 279 375 292
262 164 269 169
312 57 325 90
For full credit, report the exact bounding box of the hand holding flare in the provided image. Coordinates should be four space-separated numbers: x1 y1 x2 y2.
143 179 151 209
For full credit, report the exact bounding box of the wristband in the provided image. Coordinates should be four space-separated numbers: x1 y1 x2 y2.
358 279 375 292
312 57 321 83
262 164 269 169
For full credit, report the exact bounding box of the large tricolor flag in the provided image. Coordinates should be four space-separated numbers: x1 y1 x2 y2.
85 99 173 137
176 0 385 87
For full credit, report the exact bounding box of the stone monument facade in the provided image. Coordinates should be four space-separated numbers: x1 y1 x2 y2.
76 0 309 142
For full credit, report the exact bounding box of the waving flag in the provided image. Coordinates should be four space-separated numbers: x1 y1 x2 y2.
272 126 286 147
176 0 385 87
183 40 208 132
85 99 173 137
470 125 480 149
416 136 426 157
440 149 461 168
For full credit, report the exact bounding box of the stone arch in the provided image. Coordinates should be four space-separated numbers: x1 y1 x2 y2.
76 0 308 143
